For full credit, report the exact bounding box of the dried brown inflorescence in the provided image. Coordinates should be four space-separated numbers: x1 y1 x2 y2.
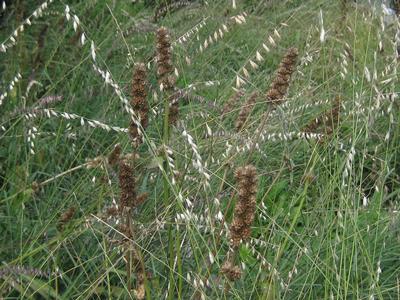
108 143 122 166
118 160 148 211
230 165 258 248
129 63 149 144
304 96 341 134
119 160 137 210
222 89 244 115
235 92 259 131
58 206 76 231
266 47 298 105
156 27 179 125
221 260 242 281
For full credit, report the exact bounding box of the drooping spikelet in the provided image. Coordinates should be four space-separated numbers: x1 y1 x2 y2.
129 63 149 143
235 92 258 131
230 165 258 248
266 47 298 105
156 27 178 125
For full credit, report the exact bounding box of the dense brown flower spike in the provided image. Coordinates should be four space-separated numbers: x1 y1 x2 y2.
230 165 258 248
266 47 298 105
156 27 178 125
118 160 148 211
119 160 137 210
221 260 242 281
235 92 258 131
129 63 149 143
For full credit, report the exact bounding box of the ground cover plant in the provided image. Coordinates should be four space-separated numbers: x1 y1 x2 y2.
1 0 400 299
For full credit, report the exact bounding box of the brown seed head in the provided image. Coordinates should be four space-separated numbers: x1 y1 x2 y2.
156 27 179 125
118 160 137 210
230 165 258 248
221 260 242 281
266 47 298 105
108 143 121 166
129 63 149 143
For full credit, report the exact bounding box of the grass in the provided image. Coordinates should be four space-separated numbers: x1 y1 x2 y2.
1 0 400 299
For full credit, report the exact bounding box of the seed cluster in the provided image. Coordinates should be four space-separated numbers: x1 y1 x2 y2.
266 47 299 105
230 165 258 248
221 260 242 281
119 160 148 211
119 160 137 210
156 27 178 125
129 63 149 143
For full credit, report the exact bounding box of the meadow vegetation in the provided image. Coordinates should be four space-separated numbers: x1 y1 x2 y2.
1 0 400 299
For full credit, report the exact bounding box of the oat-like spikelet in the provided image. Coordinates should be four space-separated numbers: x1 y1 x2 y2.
230 165 258 248
129 63 149 143
58 207 76 231
266 47 298 105
222 89 244 115
221 260 242 281
119 160 137 210
235 92 258 131
156 27 178 125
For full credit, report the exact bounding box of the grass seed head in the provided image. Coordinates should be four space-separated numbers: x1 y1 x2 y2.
129 63 149 143
118 160 137 210
230 165 258 248
108 143 122 166
221 260 242 281
156 26 179 125
266 47 298 105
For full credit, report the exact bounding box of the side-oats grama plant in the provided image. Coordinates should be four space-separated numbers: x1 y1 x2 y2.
266 47 299 105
